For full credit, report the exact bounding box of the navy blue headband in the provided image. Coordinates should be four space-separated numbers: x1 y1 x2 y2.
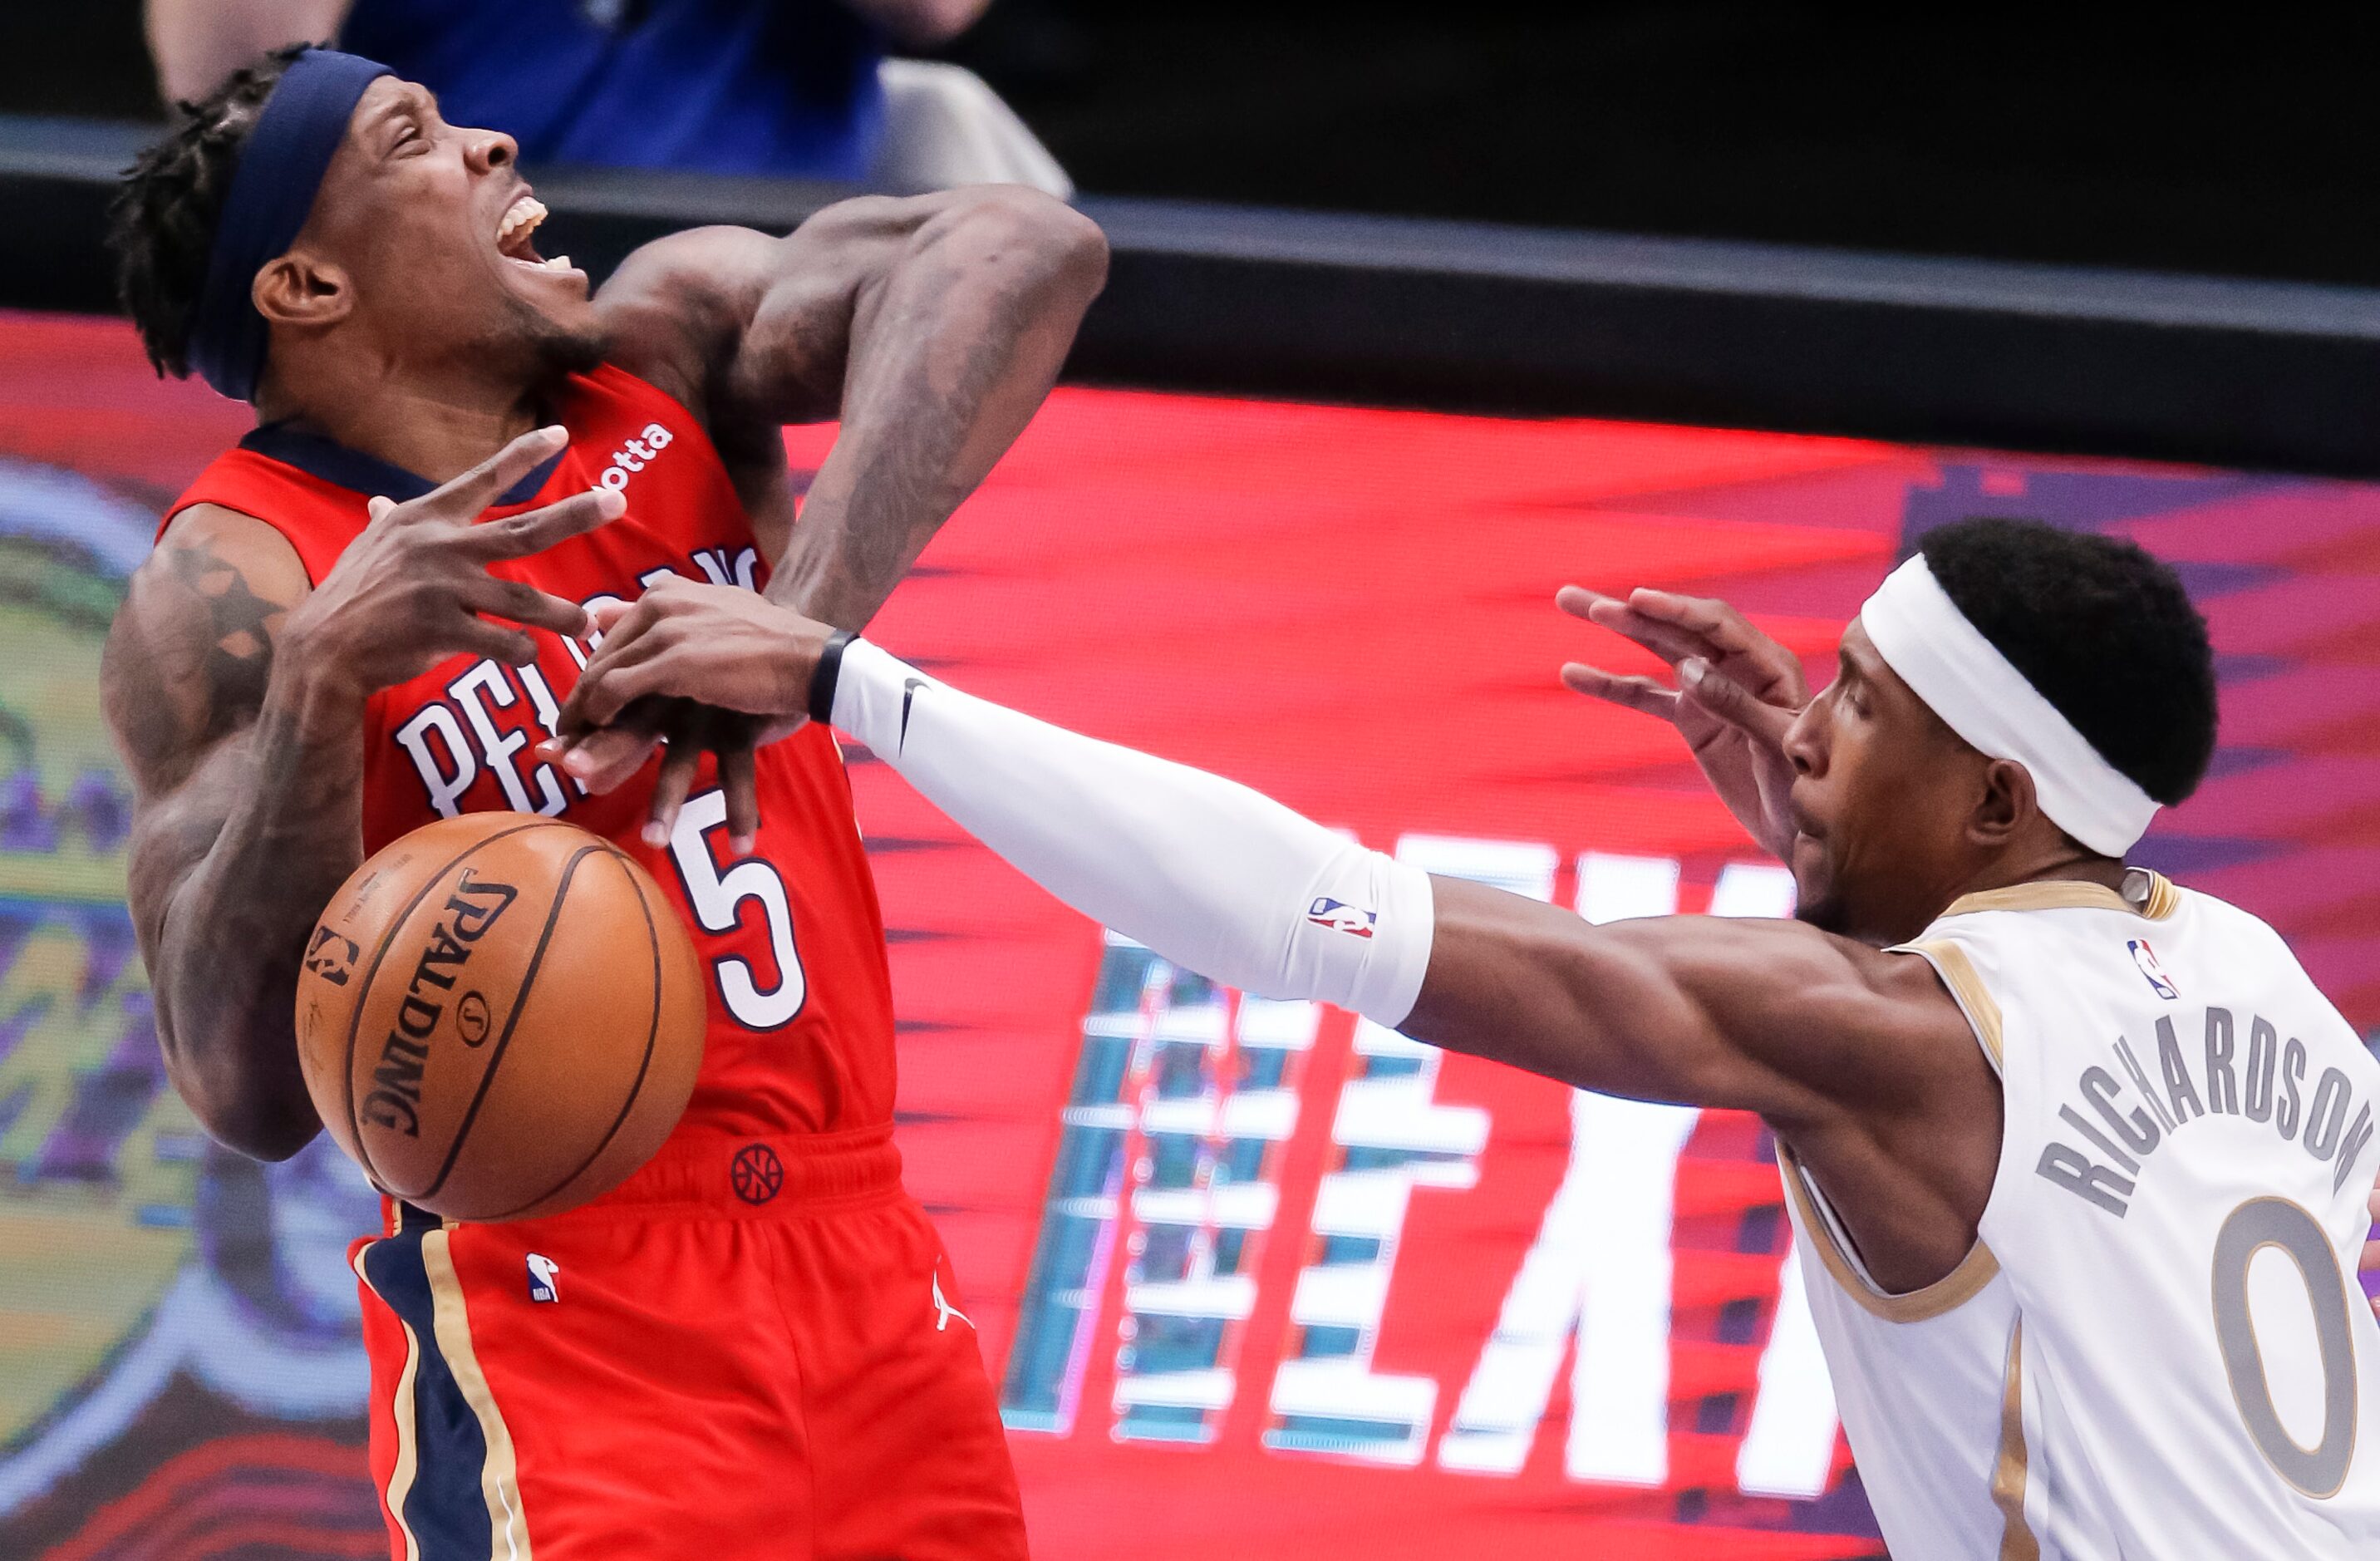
188 49 393 402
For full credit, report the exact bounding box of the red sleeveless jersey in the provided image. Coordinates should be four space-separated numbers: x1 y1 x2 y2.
165 364 896 1140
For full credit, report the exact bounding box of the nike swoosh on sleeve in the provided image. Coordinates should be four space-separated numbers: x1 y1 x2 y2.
900 677 928 751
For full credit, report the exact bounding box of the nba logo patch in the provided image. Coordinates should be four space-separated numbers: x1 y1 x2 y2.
527 1253 561 1303
1306 896 1377 939
2128 938 2179 1001
302 926 358 987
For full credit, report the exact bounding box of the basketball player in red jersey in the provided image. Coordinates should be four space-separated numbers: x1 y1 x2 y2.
100 46 1104 1561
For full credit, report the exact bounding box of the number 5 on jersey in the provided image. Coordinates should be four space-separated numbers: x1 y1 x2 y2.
668 788 807 1028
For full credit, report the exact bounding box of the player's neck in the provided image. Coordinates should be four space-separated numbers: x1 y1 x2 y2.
257 362 548 488
1846 847 2129 945
1956 849 2127 902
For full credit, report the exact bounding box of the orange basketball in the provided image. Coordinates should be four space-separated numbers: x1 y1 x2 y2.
293 812 706 1221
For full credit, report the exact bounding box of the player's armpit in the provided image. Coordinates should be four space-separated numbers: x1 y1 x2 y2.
595 190 1107 630
1406 876 1979 1128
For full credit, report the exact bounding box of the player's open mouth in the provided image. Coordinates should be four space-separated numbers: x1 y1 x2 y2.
496 193 575 275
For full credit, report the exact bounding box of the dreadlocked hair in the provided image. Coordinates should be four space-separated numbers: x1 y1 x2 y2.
109 44 312 380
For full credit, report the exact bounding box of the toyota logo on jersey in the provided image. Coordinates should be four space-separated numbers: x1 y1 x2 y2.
593 421 675 491
1306 896 1377 938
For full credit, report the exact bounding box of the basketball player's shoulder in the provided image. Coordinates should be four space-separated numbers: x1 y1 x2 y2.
2169 880 2302 972
155 499 299 560
170 441 351 523
165 442 369 587
106 500 313 791
136 498 312 623
137 501 313 642
2171 879 2269 933
1923 873 2214 952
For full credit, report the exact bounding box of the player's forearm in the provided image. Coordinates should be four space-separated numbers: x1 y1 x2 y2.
140 662 369 1160
562 590 1901 1133
557 601 1431 1017
766 190 1106 629
818 638 1433 1021
827 638 1828 1116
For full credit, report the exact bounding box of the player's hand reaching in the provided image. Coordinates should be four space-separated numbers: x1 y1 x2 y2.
543 579 838 852
279 426 622 696
1558 586 1809 860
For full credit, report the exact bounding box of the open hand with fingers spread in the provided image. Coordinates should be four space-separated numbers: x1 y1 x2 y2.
1557 585 1810 860
278 426 623 697
542 579 838 851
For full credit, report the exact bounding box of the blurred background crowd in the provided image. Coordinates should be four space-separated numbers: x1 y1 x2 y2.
3 5 2378 284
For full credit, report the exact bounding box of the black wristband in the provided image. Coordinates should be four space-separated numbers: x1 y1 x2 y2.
808 630 855 726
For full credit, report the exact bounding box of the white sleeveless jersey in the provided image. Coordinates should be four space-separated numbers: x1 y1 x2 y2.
1781 870 2380 1559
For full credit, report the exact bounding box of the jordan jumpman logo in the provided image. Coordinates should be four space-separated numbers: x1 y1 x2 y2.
932 1273 973 1332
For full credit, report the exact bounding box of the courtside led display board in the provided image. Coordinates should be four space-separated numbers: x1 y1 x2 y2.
1 311 2373 1559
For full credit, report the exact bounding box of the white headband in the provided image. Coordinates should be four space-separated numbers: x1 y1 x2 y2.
1860 554 2159 857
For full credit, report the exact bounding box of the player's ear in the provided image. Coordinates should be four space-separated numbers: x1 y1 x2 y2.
253 249 355 331
1969 757 2034 849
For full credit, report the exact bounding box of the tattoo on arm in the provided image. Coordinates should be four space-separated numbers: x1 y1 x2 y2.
774 315 1018 628
112 537 286 777
599 194 1104 631
775 201 1100 628
106 517 364 1160
165 542 282 695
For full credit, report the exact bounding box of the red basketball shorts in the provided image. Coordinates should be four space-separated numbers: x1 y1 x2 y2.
349 1124 1027 1560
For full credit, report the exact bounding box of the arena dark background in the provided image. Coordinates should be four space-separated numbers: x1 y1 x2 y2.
13 3 2380 286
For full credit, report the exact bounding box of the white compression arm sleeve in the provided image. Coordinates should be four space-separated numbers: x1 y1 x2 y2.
828 639 1435 1027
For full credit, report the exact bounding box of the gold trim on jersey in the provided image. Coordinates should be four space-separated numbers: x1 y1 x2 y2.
352 1245 425 1561
1901 939 2006 1069
424 1227 537 1560
1777 1145 2002 1322
1993 1321 2041 1561
1940 869 2179 922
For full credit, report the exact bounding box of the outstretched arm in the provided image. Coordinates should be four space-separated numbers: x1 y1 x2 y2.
553 588 1978 1117
597 188 1108 630
1408 876 1995 1291
552 589 1999 1283
1413 876 1957 1120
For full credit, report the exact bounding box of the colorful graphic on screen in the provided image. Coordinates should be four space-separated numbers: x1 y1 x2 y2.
0 312 2373 1559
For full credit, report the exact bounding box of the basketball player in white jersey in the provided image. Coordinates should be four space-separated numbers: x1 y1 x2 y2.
549 515 2380 1558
